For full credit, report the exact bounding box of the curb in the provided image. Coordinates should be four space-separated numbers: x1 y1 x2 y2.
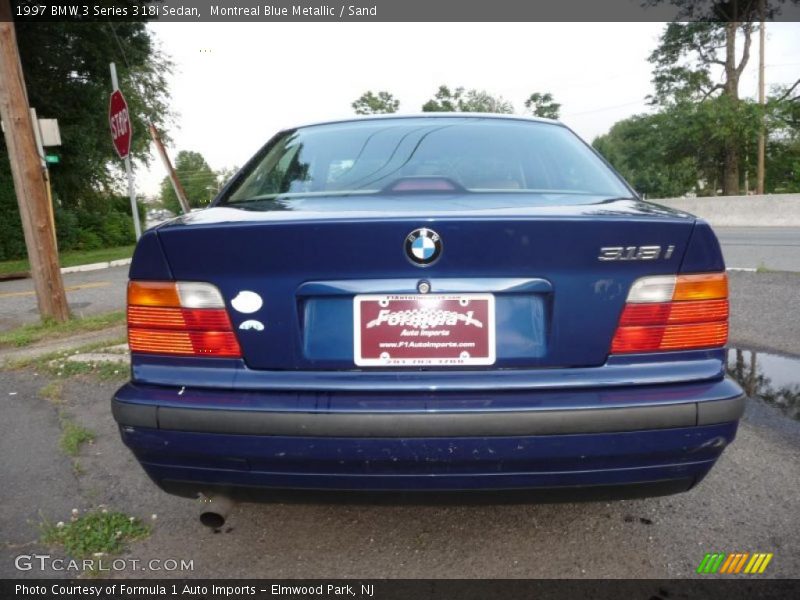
0 258 131 281
60 258 131 274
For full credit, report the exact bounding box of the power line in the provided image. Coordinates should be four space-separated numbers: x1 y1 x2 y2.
106 22 132 71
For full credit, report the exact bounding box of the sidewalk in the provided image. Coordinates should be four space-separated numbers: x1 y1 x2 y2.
0 325 126 365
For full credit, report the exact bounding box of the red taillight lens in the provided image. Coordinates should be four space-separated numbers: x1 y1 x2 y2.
611 322 729 353
127 281 241 358
611 273 728 354
618 299 729 326
127 306 233 331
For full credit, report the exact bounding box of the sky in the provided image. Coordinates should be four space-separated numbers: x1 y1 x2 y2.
138 22 800 197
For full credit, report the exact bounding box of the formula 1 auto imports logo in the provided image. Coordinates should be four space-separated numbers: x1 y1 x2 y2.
366 307 484 330
696 552 774 574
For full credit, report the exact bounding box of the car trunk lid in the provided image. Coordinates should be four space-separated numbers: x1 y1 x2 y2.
154 195 696 370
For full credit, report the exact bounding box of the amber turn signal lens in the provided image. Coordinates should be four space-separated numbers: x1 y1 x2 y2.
127 281 181 307
673 273 728 301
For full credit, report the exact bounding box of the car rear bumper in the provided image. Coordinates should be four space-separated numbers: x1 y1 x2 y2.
112 377 744 498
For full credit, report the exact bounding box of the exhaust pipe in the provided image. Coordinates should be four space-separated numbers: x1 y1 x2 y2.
198 495 234 529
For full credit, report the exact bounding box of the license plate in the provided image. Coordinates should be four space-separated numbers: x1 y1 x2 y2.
354 294 496 367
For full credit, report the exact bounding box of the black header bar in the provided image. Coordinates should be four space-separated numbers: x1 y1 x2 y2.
6 0 800 22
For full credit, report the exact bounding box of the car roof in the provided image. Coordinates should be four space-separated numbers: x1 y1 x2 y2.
284 112 564 133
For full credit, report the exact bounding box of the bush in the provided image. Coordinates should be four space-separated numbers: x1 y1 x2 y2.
76 229 103 251
5 192 141 258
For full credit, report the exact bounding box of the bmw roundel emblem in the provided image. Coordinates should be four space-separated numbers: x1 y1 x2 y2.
405 228 442 266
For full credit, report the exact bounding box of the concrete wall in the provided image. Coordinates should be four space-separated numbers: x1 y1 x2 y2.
652 194 800 227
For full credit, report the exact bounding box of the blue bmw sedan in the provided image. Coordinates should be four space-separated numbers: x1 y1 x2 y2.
113 114 743 517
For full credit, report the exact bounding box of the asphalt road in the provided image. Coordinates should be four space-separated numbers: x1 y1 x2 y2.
716 227 800 272
1 271 798 579
0 227 797 333
0 265 128 331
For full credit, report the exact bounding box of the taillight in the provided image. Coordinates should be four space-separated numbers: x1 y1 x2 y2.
611 273 728 354
127 281 241 358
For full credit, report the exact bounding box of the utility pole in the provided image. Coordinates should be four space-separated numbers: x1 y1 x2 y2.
149 123 191 214
0 0 70 322
756 0 766 195
29 107 58 246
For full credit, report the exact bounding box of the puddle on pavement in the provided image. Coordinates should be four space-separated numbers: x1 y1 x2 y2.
727 348 800 421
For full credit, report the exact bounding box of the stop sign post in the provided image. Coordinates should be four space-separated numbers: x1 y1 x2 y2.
109 62 142 240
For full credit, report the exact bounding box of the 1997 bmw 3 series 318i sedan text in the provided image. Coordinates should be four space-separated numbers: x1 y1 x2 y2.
112 114 744 520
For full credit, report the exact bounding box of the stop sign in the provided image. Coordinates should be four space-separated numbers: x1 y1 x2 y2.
108 89 132 159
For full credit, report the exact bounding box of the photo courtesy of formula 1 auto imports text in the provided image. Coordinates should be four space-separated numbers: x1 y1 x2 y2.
1 1 799 598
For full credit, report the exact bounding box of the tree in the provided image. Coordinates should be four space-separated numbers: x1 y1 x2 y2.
422 85 514 114
160 151 217 214
593 110 699 198
592 94 800 199
216 165 241 189
763 82 800 192
351 91 399 115
645 1 800 194
648 19 756 195
0 22 171 259
524 92 561 119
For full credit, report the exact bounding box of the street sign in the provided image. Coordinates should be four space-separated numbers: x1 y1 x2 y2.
108 89 132 159
38 118 61 146
45 154 59 164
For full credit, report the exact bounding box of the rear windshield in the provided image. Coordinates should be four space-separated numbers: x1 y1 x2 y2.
220 117 630 206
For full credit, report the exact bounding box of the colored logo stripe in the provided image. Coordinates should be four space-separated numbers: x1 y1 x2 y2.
698 552 773 574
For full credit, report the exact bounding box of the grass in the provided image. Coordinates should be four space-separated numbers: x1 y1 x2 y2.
52 359 128 381
0 245 134 276
41 509 150 558
0 311 125 348
59 419 95 456
5 336 127 371
39 381 64 403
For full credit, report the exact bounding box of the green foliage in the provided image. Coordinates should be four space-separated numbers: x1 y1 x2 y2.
764 84 800 192
644 0 775 21
60 420 95 457
0 22 171 260
0 244 134 276
594 95 799 198
10 22 172 202
0 161 27 261
216 165 241 188
524 93 561 119
50 358 129 382
160 150 218 214
593 111 697 198
352 90 400 115
42 509 150 558
422 85 514 114
641 12 800 195
39 381 64 403
647 22 729 105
